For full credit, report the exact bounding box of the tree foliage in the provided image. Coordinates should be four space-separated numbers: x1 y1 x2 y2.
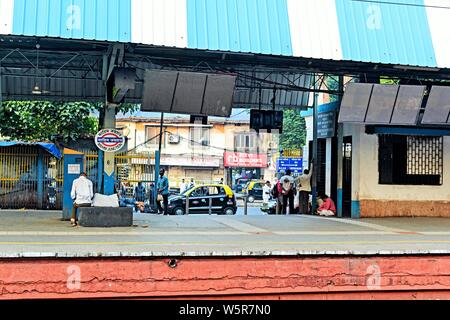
0 101 138 142
280 109 307 150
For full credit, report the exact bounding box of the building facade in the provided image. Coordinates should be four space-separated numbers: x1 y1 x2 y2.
117 112 278 189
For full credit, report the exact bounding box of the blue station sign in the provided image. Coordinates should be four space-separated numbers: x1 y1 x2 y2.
277 158 303 174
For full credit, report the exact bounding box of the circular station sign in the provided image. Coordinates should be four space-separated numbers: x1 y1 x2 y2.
95 129 126 153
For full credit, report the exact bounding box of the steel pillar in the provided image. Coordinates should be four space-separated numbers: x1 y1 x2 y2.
311 75 319 213
336 76 344 217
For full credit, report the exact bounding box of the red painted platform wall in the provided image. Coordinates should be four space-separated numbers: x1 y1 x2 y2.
0 256 449 300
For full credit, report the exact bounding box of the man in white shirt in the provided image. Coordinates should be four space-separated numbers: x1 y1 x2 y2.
296 163 313 215
262 181 272 204
70 172 94 226
179 179 188 194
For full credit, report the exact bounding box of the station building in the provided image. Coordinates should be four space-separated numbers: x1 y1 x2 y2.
303 90 450 219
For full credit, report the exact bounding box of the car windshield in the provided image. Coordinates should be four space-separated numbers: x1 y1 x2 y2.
181 187 194 196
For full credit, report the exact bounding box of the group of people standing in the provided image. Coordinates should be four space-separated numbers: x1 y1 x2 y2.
265 163 336 216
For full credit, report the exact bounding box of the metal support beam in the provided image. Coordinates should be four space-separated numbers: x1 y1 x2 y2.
336 76 344 218
311 74 319 214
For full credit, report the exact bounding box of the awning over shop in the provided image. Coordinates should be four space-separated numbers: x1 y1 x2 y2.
339 83 450 127
0 141 62 159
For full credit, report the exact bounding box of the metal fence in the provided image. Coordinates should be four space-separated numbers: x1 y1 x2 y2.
0 145 156 210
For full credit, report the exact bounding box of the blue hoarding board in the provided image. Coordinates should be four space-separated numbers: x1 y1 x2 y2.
277 158 303 174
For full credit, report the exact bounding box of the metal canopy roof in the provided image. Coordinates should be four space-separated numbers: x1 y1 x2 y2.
2 0 450 69
2 34 450 109
0 36 313 108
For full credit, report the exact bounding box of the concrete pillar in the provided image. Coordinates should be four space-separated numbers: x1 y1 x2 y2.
103 104 116 195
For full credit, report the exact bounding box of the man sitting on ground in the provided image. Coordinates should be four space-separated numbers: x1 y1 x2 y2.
316 193 336 217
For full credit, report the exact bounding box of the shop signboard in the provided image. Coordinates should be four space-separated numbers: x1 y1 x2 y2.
224 152 268 168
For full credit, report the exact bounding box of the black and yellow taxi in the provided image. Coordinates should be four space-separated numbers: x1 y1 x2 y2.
242 180 266 203
167 184 237 215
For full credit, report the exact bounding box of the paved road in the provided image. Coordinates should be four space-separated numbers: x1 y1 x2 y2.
0 210 449 258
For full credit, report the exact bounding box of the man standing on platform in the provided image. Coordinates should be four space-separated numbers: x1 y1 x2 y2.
296 163 313 214
157 169 170 215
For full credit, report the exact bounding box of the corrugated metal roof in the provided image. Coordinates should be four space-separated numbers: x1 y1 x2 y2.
186 0 293 56
11 0 131 42
335 0 437 67
1 53 311 109
234 72 311 108
1 0 449 68
287 0 343 61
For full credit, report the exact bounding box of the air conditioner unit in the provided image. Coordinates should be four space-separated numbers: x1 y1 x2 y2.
168 134 180 144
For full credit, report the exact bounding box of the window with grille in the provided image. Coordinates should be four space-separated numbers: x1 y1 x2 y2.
146 126 165 146
235 133 257 153
190 127 210 146
378 135 443 185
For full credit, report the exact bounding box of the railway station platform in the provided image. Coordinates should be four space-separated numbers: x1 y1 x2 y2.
0 210 449 299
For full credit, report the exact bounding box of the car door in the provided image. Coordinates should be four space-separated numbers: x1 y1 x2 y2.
210 187 227 213
187 187 206 213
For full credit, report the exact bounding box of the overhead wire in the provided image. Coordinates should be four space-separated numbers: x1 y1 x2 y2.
351 0 450 9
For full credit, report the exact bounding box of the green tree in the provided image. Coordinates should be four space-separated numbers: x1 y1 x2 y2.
280 109 307 150
0 101 138 142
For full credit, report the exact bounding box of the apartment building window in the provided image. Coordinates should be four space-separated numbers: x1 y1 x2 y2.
378 135 443 185
190 127 210 146
235 133 257 153
146 126 165 146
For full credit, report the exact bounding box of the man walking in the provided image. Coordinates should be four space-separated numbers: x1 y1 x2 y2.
157 169 170 215
296 163 313 214
280 169 295 215
70 172 93 227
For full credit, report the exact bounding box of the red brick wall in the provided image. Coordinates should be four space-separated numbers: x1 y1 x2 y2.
0 256 449 300
361 200 450 217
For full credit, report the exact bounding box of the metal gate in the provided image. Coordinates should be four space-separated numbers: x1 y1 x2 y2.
0 145 64 210
115 151 156 200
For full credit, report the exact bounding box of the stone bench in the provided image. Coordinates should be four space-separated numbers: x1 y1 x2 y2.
78 207 133 227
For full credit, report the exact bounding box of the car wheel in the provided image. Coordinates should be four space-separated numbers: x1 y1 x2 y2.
223 207 236 215
247 195 255 203
173 207 185 216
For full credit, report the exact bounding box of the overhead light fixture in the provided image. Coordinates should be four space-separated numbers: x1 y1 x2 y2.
32 84 42 95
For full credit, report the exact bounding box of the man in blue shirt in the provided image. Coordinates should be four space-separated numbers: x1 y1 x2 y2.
157 169 170 215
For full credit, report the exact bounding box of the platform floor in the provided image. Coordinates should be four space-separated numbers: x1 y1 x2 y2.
0 210 449 258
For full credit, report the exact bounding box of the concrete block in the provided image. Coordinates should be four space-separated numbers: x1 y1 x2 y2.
78 207 133 227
